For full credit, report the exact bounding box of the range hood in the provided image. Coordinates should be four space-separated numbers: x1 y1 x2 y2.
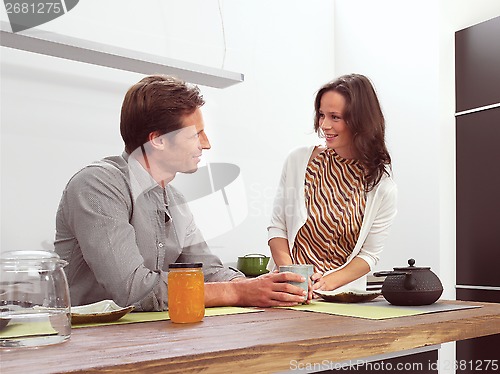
0 21 244 89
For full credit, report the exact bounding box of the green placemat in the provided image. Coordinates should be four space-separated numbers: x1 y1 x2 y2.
280 300 480 320
72 306 263 328
0 320 58 339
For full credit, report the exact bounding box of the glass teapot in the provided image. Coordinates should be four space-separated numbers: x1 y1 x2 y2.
0 250 71 348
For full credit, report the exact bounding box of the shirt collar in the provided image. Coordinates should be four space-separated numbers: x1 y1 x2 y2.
123 150 166 203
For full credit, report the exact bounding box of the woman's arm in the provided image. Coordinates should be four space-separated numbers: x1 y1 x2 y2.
269 237 293 266
356 179 398 269
268 151 299 267
313 257 370 291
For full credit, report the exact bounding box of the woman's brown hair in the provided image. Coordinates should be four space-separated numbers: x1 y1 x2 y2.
314 74 392 191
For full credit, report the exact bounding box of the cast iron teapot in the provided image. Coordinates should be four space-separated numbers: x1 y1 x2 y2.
373 258 443 306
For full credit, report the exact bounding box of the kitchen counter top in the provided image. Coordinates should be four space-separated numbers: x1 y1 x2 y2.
1 300 499 373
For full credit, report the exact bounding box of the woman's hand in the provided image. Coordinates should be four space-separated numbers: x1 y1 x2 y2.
310 272 323 297
312 272 338 291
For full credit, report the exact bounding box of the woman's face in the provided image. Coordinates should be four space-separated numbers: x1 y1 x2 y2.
318 90 355 159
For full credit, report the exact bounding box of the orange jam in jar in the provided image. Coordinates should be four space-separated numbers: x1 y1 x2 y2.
168 263 205 323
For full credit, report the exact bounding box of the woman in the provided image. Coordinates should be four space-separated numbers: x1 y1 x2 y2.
268 74 397 292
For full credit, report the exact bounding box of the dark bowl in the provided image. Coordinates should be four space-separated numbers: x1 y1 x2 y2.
0 317 10 330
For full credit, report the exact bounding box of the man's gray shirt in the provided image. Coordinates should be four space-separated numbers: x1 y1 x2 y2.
55 152 243 311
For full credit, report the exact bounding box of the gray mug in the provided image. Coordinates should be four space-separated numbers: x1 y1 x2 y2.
279 264 314 301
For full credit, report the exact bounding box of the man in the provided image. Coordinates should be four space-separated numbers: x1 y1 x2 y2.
55 75 307 311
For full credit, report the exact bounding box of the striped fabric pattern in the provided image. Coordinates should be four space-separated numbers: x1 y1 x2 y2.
291 148 367 273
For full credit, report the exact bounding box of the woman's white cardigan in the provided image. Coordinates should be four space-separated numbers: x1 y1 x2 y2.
267 145 398 291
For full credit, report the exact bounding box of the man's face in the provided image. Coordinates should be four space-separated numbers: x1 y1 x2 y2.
162 108 211 175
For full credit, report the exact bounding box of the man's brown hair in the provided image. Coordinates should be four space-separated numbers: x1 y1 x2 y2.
120 75 205 153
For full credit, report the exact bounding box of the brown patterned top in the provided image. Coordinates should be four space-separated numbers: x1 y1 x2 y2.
291 148 367 273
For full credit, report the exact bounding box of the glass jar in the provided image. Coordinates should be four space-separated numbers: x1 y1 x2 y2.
0 250 71 348
167 263 204 323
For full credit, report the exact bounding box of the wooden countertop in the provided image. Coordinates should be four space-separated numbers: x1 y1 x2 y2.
1 300 499 373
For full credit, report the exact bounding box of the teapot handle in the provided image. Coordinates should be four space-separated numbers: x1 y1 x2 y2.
243 254 267 258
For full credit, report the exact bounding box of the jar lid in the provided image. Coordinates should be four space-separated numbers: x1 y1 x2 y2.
169 262 203 269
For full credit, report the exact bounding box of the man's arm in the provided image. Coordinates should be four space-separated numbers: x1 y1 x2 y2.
168 187 307 307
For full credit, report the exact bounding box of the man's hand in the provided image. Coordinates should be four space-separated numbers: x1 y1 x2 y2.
231 272 307 307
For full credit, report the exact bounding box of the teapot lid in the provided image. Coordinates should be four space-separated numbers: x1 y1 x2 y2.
0 250 62 263
393 258 431 271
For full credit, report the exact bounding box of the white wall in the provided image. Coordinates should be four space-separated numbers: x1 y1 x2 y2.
0 0 335 266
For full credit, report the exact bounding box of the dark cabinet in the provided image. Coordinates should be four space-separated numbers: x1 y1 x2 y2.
455 16 500 112
456 107 500 287
455 16 500 373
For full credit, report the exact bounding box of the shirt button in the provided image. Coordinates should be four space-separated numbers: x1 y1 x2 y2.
158 242 164 248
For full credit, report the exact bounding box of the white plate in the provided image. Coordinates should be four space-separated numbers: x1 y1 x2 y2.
71 300 134 324
314 290 381 303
